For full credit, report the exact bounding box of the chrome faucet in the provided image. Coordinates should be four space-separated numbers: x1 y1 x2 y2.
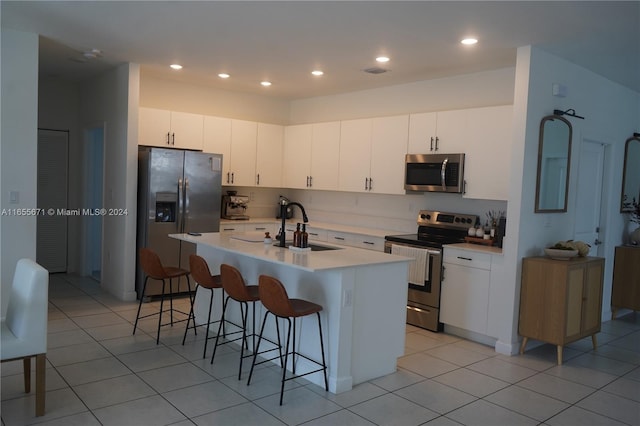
278 199 308 247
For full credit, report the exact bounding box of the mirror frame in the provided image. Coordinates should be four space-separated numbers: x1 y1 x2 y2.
535 115 573 213
620 135 640 212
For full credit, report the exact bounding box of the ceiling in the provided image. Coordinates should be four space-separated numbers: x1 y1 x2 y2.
2 1 639 100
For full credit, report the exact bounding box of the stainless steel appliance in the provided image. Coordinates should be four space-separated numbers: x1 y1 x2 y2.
137 147 222 298
385 210 478 331
221 192 250 220
405 153 465 193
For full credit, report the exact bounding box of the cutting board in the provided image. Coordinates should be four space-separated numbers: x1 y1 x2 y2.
230 232 266 243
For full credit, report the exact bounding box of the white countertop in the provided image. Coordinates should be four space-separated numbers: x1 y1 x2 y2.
220 217 405 238
171 232 411 272
444 242 503 255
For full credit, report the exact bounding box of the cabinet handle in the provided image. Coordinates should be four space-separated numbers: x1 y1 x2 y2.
334 236 345 240
256 174 260 185
463 180 467 194
430 136 434 151
309 176 313 187
255 227 266 231
171 133 175 145
363 241 375 245
226 172 230 184
364 178 369 190
368 177 373 191
310 232 319 236
231 172 234 184
306 176 310 187
435 136 439 151
457 256 473 261
166 132 171 145
223 228 235 231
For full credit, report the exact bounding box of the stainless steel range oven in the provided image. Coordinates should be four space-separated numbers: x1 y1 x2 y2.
385 210 478 332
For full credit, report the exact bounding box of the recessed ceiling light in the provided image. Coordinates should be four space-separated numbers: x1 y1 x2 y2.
461 38 478 45
311 70 324 76
170 64 183 70
218 73 230 79
376 56 390 63
261 81 272 87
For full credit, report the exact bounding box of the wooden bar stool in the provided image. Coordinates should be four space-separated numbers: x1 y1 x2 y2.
182 254 224 358
210 264 264 380
247 274 328 405
133 248 193 344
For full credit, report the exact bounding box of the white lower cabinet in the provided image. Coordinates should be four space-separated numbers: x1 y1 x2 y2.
440 248 491 335
219 223 246 234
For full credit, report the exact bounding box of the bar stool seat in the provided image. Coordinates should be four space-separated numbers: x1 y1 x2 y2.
133 248 193 344
182 254 223 358
210 264 263 380
247 274 328 405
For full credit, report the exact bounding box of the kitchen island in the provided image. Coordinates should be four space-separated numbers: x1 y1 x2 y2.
170 232 411 393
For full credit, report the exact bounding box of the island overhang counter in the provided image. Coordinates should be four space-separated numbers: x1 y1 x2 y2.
170 232 411 394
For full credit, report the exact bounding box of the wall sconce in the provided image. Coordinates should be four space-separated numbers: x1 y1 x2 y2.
553 108 585 120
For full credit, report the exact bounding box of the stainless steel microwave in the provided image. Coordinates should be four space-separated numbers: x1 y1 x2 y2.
404 153 465 193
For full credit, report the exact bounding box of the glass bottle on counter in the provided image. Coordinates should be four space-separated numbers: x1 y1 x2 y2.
293 223 301 247
301 224 308 248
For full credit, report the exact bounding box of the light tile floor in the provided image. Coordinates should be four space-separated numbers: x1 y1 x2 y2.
2 274 639 426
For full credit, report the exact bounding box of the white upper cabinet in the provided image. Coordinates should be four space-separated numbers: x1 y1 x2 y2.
310 121 341 190
283 122 340 190
370 115 409 194
339 118 373 192
283 124 313 189
463 105 513 200
408 109 467 154
228 119 257 187
139 107 204 151
255 123 283 187
203 115 232 178
339 115 408 194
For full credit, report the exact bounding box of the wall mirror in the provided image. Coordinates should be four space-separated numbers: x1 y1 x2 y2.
621 134 640 212
535 115 572 213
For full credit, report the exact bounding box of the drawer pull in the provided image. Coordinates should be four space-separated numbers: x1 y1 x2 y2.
334 236 345 240
457 256 473 261
363 241 375 245
254 227 266 230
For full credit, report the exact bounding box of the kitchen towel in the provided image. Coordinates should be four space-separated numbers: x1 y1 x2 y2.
391 245 428 286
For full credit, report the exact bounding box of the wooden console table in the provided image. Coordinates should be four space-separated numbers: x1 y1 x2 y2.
519 256 604 365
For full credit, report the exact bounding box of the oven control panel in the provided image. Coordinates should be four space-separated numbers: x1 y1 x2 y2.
416 210 477 229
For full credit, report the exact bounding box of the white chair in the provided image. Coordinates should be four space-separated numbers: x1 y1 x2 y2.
1 258 49 416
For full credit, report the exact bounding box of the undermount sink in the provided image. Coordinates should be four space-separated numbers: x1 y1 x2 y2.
274 242 342 251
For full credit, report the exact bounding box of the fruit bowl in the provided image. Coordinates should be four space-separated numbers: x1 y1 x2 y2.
544 248 578 260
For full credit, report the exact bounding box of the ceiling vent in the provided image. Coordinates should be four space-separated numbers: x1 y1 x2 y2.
363 67 388 74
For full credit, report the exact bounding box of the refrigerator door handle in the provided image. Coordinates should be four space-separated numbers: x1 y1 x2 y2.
183 178 189 232
177 178 184 233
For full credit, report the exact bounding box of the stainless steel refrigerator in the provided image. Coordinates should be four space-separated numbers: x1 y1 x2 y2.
136 147 222 298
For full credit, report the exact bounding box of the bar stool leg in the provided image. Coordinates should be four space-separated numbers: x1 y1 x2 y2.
280 316 293 405
317 312 328 391
157 279 166 344
238 301 249 380
211 296 231 364
169 279 174 326
133 277 149 335
247 311 270 385
182 284 198 345
201 289 215 358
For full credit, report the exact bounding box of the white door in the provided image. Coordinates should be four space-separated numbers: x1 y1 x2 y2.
574 140 605 256
37 129 68 272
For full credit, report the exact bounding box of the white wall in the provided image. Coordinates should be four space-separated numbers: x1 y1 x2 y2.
38 77 82 273
79 63 140 301
289 67 515 123
140 72 290 124
1 29 39 316
491 46 640 354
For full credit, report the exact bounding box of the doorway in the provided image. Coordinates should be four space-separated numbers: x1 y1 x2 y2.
574 139 606 256
85 126 104 281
